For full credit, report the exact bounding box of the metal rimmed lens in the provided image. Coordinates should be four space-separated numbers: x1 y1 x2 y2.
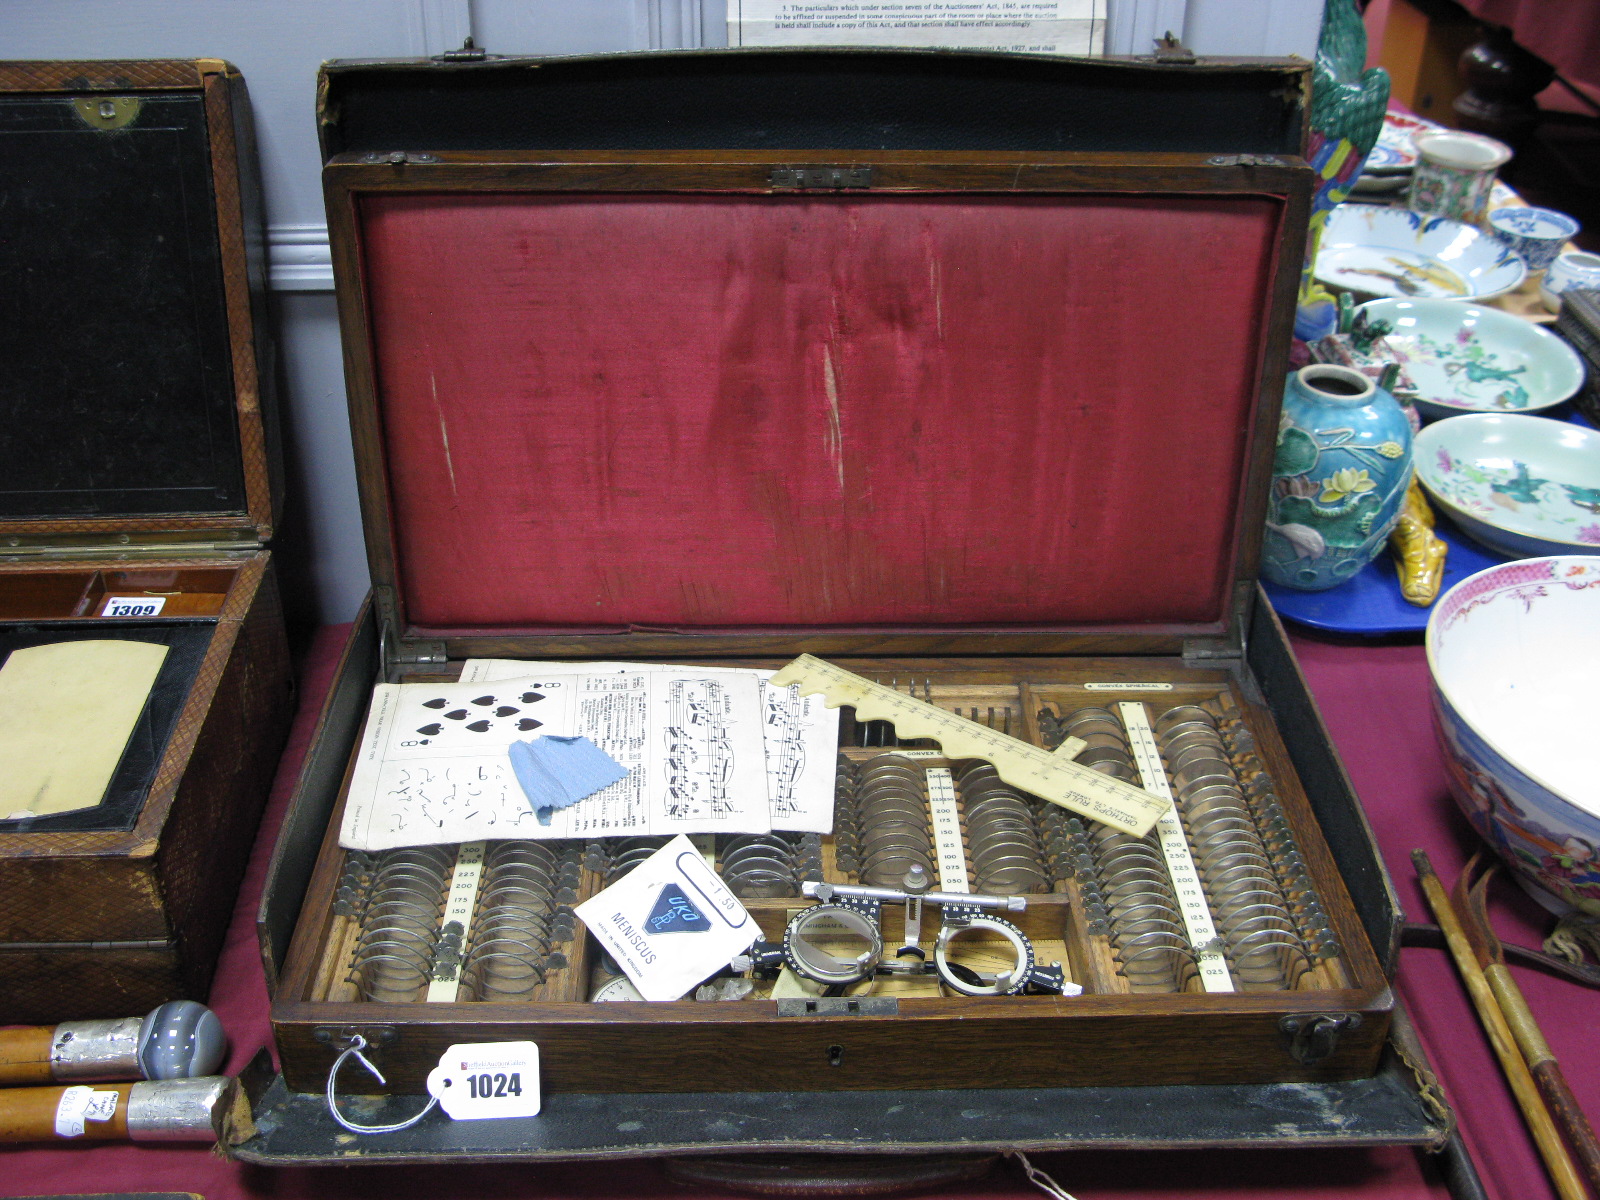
784 904 883 987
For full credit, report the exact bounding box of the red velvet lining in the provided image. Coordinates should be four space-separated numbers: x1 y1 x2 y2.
359 193 1283 630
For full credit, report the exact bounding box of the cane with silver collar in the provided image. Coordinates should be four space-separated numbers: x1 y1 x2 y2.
0 1001 226 1086
0 1075 231 1143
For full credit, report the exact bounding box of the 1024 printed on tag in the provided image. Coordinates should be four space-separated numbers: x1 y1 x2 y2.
426 1041 541 1120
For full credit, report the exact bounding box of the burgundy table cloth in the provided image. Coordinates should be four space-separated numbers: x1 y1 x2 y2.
7 623 1595 1200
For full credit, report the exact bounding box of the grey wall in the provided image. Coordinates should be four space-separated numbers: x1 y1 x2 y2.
2 0 1322 626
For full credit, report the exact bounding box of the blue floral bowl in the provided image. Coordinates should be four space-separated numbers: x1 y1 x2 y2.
1427 557 1600 913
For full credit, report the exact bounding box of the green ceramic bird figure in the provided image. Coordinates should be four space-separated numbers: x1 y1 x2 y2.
1296 0 1392 342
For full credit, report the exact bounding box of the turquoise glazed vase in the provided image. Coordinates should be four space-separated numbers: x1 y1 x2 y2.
1263 364 1414 591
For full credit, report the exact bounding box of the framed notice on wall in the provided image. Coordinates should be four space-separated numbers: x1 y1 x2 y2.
727 1 1108 55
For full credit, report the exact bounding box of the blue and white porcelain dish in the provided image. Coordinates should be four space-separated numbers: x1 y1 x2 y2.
1356 298 1586 418
1415 414 1600 558
1315 205 1526 301
1427 556 1600 913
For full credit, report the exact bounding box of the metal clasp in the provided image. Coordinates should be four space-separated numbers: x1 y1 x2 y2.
72 96 140 130
1281 1012 1362 1065
770 166 874 191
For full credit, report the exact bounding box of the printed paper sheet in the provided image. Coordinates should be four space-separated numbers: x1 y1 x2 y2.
727 0 1106 55
463 658 840 834
339 669 769 851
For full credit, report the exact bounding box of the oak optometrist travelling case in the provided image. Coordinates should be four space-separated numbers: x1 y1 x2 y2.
239 48 1447 1162
0 60 292 1022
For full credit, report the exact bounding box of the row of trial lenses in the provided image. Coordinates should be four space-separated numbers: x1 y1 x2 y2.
715 832 825 899
953 761 1050 895
1039 705 1193 992
588 836 672 883
347 844 455 1003
461 840 580 1000
1215 719 1342 964
836 753 936 888
1153 704 1310 991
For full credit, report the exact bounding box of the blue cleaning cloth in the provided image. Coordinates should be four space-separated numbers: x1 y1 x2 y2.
508 735 629 825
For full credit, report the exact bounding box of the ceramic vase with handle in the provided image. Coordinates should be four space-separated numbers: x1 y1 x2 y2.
1263 364 1414 591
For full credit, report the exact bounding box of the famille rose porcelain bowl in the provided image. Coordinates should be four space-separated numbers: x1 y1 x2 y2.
1414 414 1600 559
1358 298 1586 419
1426 557 1600 913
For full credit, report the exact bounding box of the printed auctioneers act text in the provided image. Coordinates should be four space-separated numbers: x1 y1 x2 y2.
728 1 1106 55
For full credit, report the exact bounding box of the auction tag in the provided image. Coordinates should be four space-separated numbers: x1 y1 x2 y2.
575 833 757 1002
425 1041 541 1121
101 595 166 618
54 1085 119 1137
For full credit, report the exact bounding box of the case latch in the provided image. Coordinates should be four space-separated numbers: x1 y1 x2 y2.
1153 33 1197 64
1280 1012 1362 1065
770 166 875 191
314 1025 399 1048
776 997 899 1017
72 96 141 131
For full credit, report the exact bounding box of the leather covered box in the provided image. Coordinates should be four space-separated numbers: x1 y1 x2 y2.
0 60 293 1022
241 49 1444 1160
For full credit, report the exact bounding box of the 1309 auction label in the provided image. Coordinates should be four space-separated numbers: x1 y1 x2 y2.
425 1041 541 1120
102 595 166 617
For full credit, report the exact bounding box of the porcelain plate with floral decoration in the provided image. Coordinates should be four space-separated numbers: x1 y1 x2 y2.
1315 205 1526 301
1356 298 1586 418
1415 414 1600 558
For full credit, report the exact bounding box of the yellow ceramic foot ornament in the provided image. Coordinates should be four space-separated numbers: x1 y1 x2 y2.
1388 477 1447 606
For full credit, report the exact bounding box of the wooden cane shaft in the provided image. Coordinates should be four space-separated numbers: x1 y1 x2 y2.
1418 866 1587 1200
0 1081 132 1142
0 1027 56 1086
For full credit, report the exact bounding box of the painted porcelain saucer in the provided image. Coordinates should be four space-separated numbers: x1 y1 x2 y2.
1415 414 1600 558
1316 206 1526 302
1356 298 1585 418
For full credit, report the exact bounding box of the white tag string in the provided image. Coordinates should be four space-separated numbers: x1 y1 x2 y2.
325 1034 439 1135
1008 1150 1081 1200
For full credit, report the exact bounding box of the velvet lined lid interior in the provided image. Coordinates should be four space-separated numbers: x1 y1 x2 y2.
358 191 1282 632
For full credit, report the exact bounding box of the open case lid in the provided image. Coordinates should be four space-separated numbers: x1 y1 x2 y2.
320 49 1311 658
0 59 279 553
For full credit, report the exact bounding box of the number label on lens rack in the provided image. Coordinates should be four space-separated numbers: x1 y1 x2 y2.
102 596 166 617
426 1041 541 1120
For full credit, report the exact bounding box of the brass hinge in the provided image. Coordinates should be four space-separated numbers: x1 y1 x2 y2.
0 537 257 561
1281 1012 1362 1065
770 166 875 191
1206 154 1284 167
394 639 447 666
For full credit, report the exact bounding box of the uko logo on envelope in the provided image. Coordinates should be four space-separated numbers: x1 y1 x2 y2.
647 884 712 934
575 834 756 1001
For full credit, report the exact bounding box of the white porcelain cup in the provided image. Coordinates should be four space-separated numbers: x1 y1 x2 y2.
1539 250 1600 313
